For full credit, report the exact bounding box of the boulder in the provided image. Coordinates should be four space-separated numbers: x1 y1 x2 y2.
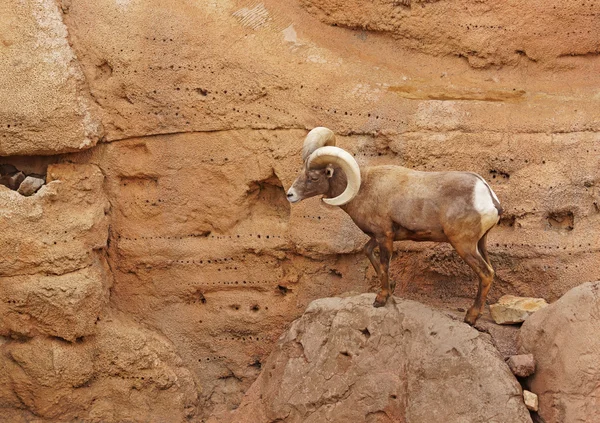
506 354 535 378
0 312 198 422
519 282 600 423
17 176 45 196
490 295 548 324
233 294 531 423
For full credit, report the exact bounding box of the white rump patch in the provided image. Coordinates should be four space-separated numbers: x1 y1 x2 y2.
473 180 500 233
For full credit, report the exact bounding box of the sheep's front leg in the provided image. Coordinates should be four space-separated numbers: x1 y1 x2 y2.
363 237 381 278
373 234 394 307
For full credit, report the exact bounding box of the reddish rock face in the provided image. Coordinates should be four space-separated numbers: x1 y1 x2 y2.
232 294 532 423
0 164 110 341
1 0 599 421
519 282 600 423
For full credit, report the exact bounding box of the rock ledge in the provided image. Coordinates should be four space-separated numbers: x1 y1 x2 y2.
233 294 532 423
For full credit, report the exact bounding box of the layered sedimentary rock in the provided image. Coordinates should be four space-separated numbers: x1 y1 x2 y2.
300 0 600 68
1 0 599 421
0 164 110 341
0 162 198 422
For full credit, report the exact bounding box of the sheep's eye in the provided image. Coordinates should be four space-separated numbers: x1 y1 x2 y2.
310 176 320 182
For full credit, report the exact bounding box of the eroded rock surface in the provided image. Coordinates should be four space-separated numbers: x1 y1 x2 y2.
233 294 532 423
300 0 600 68
0 312 198 422
1 0 600 420
0 163 110 277
0 259 110 341
0 0 103 155
519 281 600 423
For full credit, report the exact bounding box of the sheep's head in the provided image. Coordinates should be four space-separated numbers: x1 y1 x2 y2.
286 165 335 204
287 127 361 206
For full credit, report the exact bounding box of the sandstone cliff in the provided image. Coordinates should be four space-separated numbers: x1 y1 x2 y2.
1 0 599 421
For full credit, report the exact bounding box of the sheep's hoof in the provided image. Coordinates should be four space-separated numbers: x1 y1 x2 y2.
373 293 389 308
463 308 480 326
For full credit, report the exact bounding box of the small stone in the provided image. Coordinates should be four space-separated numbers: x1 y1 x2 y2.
490 295 548 324
0 171 25 190
506 354 535 377
523 390 538 411
17 176 45 196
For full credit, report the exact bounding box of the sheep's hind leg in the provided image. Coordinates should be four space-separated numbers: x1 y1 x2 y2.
478 230 492 268
373 234 394 307
451 238 495 325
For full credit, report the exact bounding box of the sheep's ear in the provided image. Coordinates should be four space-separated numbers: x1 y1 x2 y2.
326 165 334 178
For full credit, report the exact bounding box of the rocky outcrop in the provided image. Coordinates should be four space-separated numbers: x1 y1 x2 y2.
2 0 600 420
519 281 600 423
300 0 600 68
0 162 198 422
0 0 103 155
233 294 532 423
0 163 110 340
0 312 198 423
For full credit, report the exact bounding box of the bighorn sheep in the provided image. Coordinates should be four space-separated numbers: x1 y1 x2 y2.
286 127 502 325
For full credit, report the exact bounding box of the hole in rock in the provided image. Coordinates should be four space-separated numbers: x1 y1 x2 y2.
0 162 47 196
329 268 343 278
499 214 517 228
489 169 510 180
546 210 574 231
95 60 113 80
246 171 290 222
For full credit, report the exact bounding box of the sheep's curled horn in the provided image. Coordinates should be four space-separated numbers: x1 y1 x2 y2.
302 127 361 206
